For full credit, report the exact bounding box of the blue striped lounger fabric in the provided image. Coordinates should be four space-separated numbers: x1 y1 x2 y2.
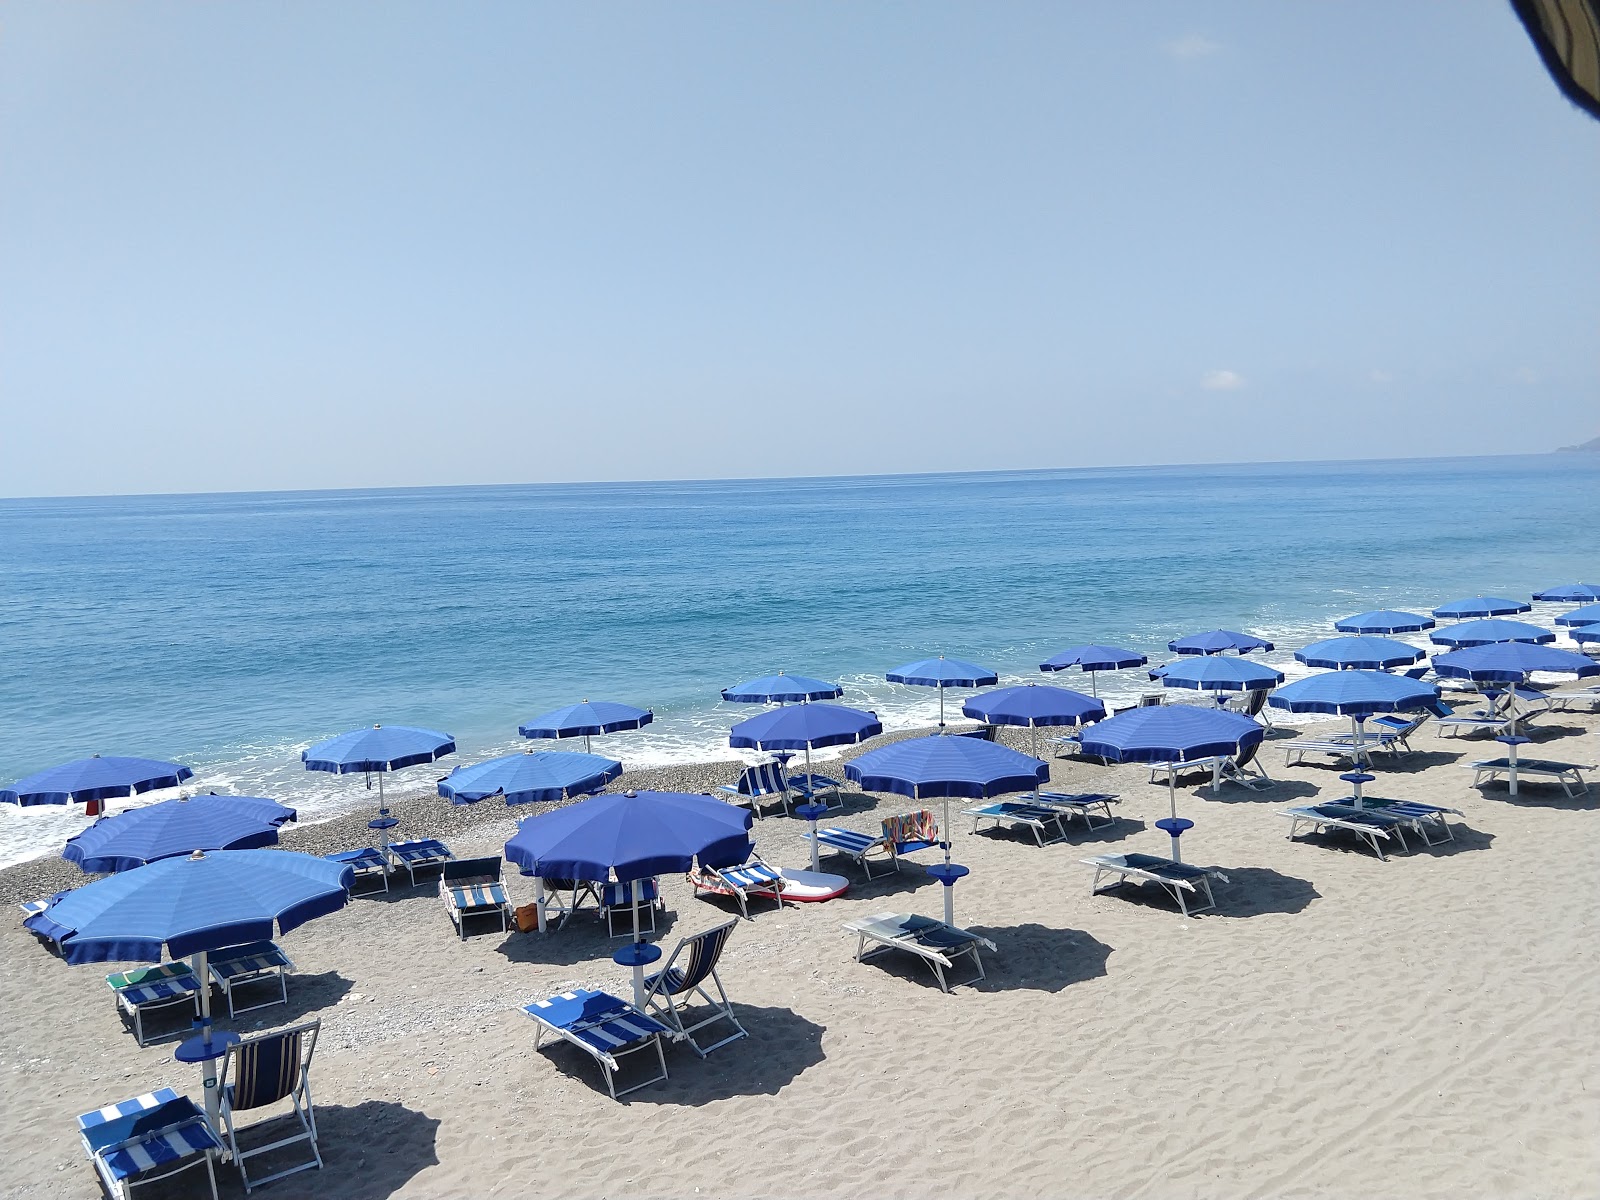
105 963 201 1046
962 801 1068 845
1280 804 1409 860
1081 853 1228 918
325 846 389 893
208 940 294 1018
440 857 514 939
386 837 454 886
522 989 672 1099
77 1087 221 1200
842 912 997 992
694 858 783 918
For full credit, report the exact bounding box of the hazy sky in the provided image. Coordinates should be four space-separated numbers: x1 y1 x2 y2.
2 2 1595 497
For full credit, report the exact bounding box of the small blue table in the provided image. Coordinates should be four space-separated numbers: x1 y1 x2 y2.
1155 816 1193 862
926 862 970 924
613 941 662 1009
175 1026 239 1131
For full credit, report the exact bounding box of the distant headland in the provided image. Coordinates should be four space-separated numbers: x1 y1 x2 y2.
1557 435 1600 452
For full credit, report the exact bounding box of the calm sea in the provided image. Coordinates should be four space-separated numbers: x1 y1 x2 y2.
1 453 1595 865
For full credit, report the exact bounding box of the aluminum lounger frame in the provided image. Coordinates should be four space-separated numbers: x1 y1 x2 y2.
1148 751 1271 791
842 912 997 993
1033 791 1120 829
106 963 201 1047
385 838 454 888
962 801 1068 845
1468 758 1592 798
208 941 293 1018
1547 686 1600 712
1281 806 1407 860
1082 853 1227 918
1282 735 1404 767
523 989 671 1100
439 857 513 940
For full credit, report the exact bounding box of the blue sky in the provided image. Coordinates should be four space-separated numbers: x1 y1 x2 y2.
2 2 1595 496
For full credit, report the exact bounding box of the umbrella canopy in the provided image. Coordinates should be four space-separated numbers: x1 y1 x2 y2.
504 790 754 883
962 684 1106 728
1076 706 1265 764
301 724 456 773
1268 670 1441 717
518 701 652 743
720 672 842 704
1555 603 1600 627
61 795 297 874
1432 596 1531 619
1533 583 1600 602
844 735 1047 800
1151 656 1283 692
1039 645 1148 672
1167 630 1274 656
1296 636 1425 671
437 750 622 806
1 755 195 808
1431 643 1600 684
26 849 352 965
886 656 998 688
1334 609 1436 634
728 703 882 751
1429 619 1554 648
1570 624 1600 644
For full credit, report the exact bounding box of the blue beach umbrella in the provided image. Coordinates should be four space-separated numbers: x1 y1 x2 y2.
1334 610 1436 635
518 701 652 755
1432 596 1531 619
1554 603 1600 627
1429 619 1554 649
1151 656 1283 696
61 794 297 874
1570 624 1600 643
1268 670 1441 765
1431 642 1599 684
1167 630 1274 656
302 725 456 853
505 790 753 997
27 848 352 1126
2 755 195 817
885 656 998 728
1296 636 1425 671
1039 645 1148 696
437 750 623 806
962 684 1106 760
1533 583 1600 603
729 702 881 803
720 672 842 704
1077 706 1265 836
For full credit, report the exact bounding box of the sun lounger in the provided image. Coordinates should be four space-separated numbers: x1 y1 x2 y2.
1081 852 1228 917
787 771 846 811
324 847 389 894
962 801 1068 845
385 837 454 887
106 962 201 1047
643 918 748 1056
1350 798 1463 845
218 1020 322 1191
208 940 293 1018
1548 685 1600 711
522 989 672 1099
689 852 784 919
1149 742 1271 791
842 912 997 992
1033 791 1120 829
440 856 513 939
600 878 663 937
717 761 793 819
78 1087 221 1200
1280 804 1409 859
1468 757 1592 798
811 810 941 879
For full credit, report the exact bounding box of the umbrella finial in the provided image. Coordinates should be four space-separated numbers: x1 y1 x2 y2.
373 723 382 729
92 753 101 759
189 849 205 860
623 789 638 797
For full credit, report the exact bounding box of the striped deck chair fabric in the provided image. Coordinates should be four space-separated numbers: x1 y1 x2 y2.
440 857 513 939
324 846 389 893
209 941 293 1018
717 761 792 818
106 963 200 1047
523 988 672 1099
600 878 661 937
78 1089 220 1200
386 838 454 887
219 1020 322 1192
643 919 748 1056
698 855 782 918
810 826 895 878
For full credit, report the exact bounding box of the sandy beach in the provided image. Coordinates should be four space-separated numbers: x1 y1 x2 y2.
3 704 1597 1200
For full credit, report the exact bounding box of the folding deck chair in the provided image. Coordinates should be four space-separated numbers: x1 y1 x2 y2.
522 989 672 1100
77 1087 221 1200
599 878 663 937
717 761 793 819
106 962 201 1047
1280 804 1409 859
1224 687 1274 726
1081 852 1228 917
841 912 996 992
385 837 454 887
323 846 389 894
642 918 748 1056
811 809 941 879
208 940 293 1018
217 1020 322 1192
440 856 514 939
689 847 785 919
1033 791 1120 829
962 801 1068 845
1468 757 1592 798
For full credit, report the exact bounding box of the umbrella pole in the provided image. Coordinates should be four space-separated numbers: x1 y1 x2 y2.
938 684 945 729
584 734 592 754
804 744 814 797
1351 716 1366 770
189 949 223 1131
534 877 548 933
377 772 389 856
630 881 644 1007
1030 724 1039 799
1089 670 1098 697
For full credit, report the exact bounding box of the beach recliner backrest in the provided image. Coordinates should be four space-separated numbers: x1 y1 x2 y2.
229 1028 305 1111
737 762 787 796
443 856 503 886
1233 739 1261 771
675 922 735 992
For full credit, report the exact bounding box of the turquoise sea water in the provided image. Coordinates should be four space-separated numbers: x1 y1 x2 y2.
1 453 1595 865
